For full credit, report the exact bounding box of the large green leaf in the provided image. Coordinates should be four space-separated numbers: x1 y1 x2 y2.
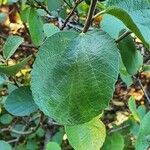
4 86 38 116
118 29 143 75
0 55 32 76
3 35 24 60
65 117 106 150
136 112 150 150
0 141 12 150
28 8 45 46
101 132 124 150
105 0 150 48
31 30 120 125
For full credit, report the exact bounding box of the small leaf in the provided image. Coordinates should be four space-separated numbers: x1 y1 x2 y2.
47 0 63 11
28 8 45 46
128 96 140 122
4 86 38 116
52 128 64 145
142 65 150 72
136 112 150 150
118 29 143 75
3 35 24 60
65 117 106 150
0 12 7 23
101 132 124 150
119 60 133 87
0 55 32 76
46 142 61 150
0 141 12 150
43 23 60 38
0 114 13 124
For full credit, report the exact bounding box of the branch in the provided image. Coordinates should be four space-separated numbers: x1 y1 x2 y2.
115 30 132 43
0 114 43 135
61 0 82 30
82 0 98 33
133 76 150 104
109 124 130 134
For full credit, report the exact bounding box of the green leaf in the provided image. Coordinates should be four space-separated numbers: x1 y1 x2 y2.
136 112 150 150
27 140 38 150
4 86 38 116
119 60 133 87
52 128 64 145
20 7 30 23
0 74 6 85
101 14 126 39
101 133 124 150
0 114 13 125
0 141 12 150
47 0 63 11
118 29 143 75
28 8 45 46
142 65 150 72
36 128 45 137
43 23 60 38
0 55 32 76
128 96 140 122
31 31 120 125
137 105 146 121
65 117 106 150
3 35 24 60
105 0 150 48
46 142 61 150
0 12 7 23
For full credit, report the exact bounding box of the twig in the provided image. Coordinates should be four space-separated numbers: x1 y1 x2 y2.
115 30 132 43
134 76 150 104
0 114 43 135
61 0 82 30
82 0 98 33
7 139 18 143
109 124 130 134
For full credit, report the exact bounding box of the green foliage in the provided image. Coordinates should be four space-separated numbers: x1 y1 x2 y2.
105 0 150 48
47 0 63 11
0 141 12 150
4 86 38 116
43 23 60 37
3 35 24 60
1 0 150 149
46 142 61 150
65 116 106 150
101 132 124 150
0 55 32 76
31 30 120 125
128 96 140 122
136 112 150 150
28 8 45 46
0 114 13 125
118 29 143 75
